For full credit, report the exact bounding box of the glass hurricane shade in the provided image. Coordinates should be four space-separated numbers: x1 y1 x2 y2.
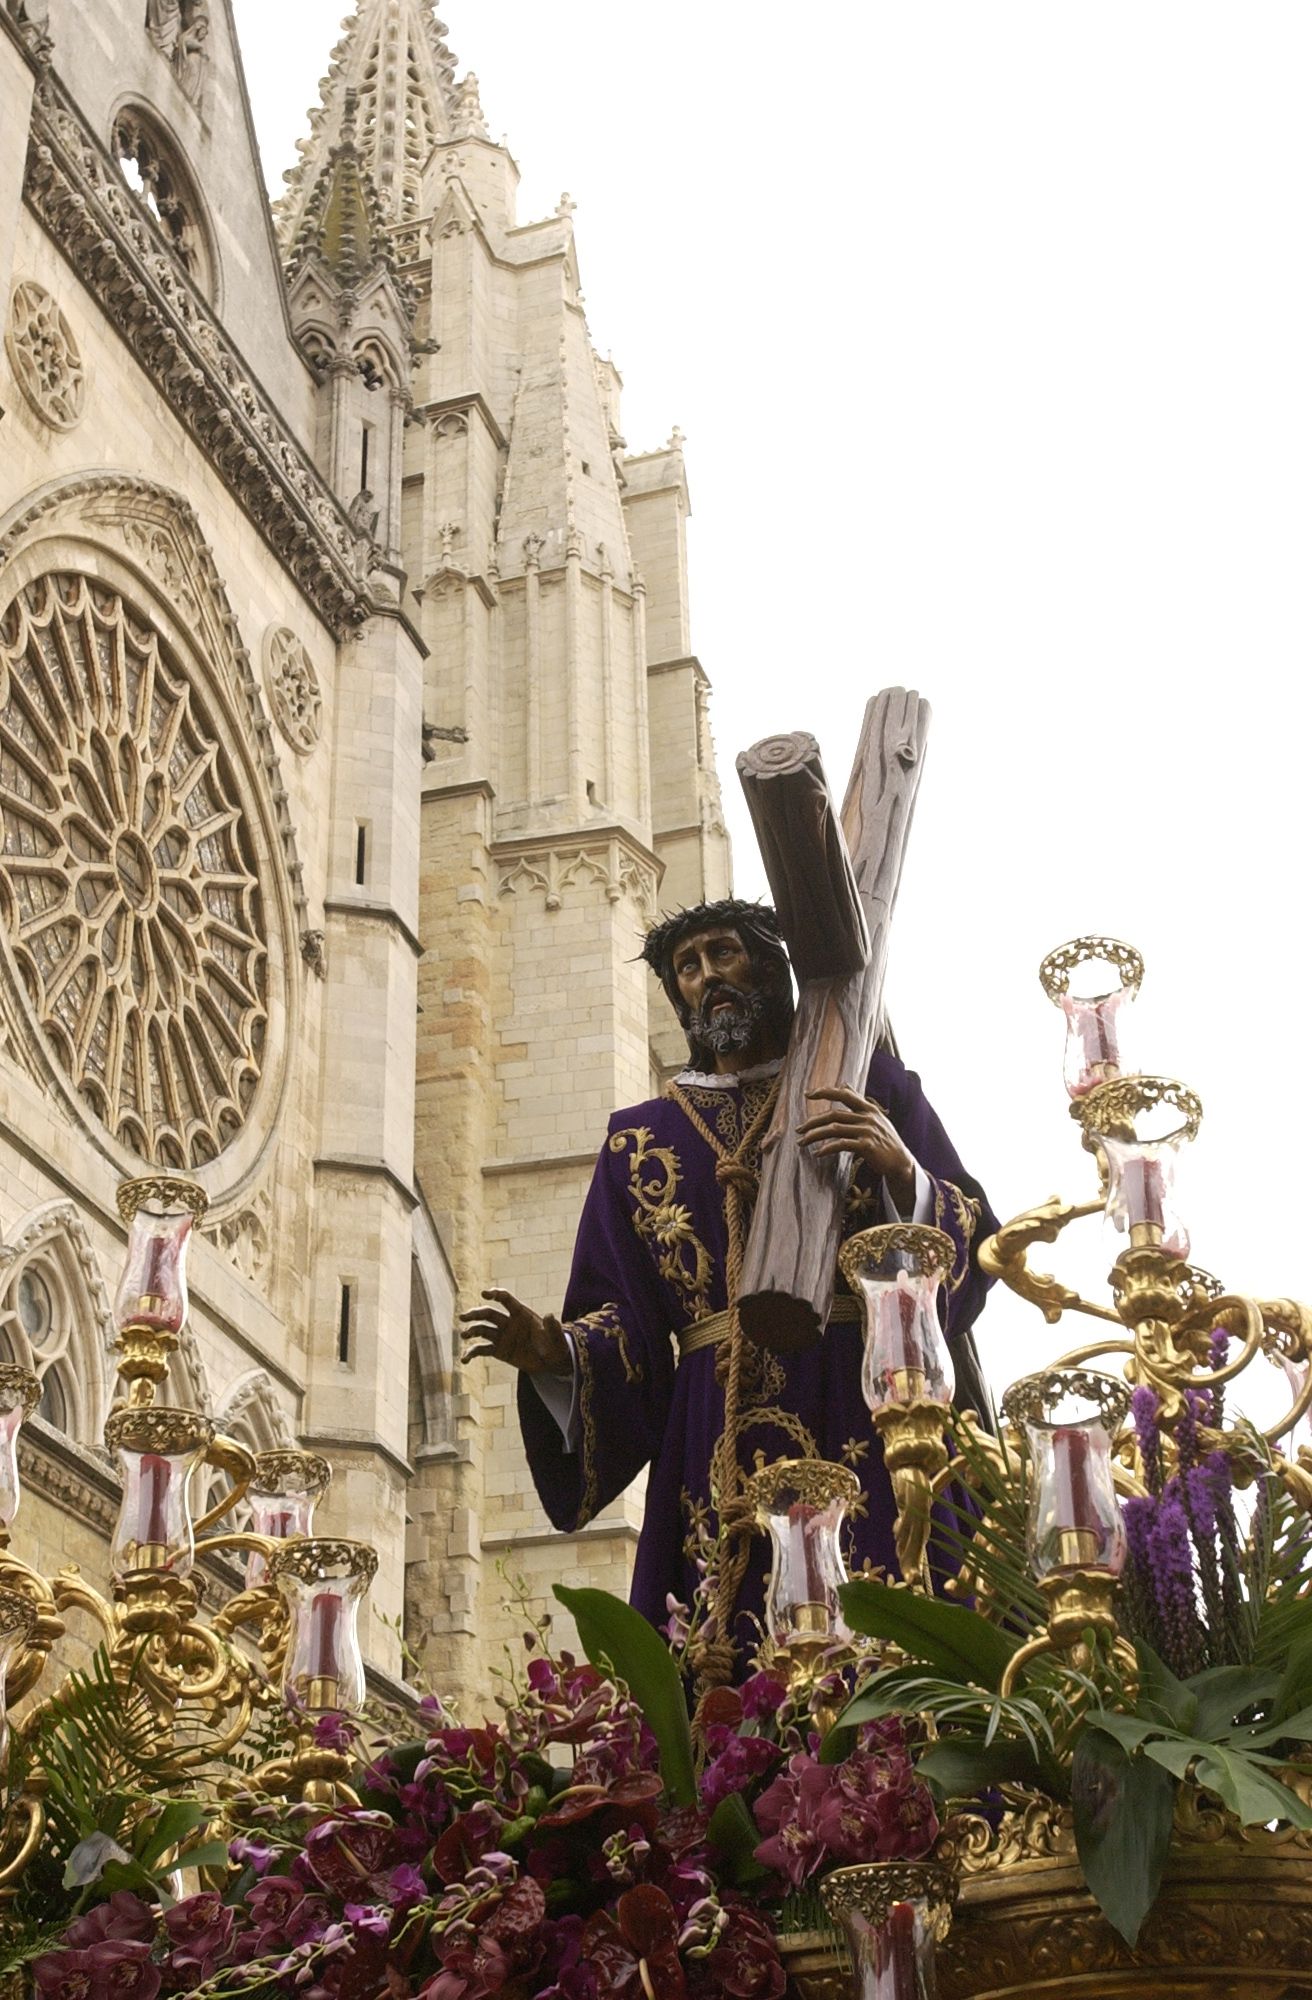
840 1230 955 1411
1101 1133 1189 1258
1038 937 1143 1099
1003 1372 1129 1579
822 1865 955 2000
746 1460 859 1649
105 1409 212 1581
0 1366 39 1529
271 1541 376 1713
245 1451 332 1586
1059 987 1129 1100
113 1189 198 1337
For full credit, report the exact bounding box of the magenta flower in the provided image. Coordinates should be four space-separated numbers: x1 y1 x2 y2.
163 1891 234 1982
751 1754 836 1887
698 1731 780 1812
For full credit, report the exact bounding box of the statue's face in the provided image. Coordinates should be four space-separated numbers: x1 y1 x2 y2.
672 925 754 1015
671 924 790 1064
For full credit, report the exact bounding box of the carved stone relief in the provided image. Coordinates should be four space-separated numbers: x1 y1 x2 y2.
4 281 85 432
496 841 659 923
263 626 323 755
22 75 367 636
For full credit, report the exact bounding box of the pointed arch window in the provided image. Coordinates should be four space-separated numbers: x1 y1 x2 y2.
0 1250 88 1441
111 105 217 302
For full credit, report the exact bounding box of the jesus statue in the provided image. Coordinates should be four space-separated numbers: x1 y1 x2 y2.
461 899 996 1668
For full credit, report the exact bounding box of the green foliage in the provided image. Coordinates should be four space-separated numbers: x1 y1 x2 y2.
836 1579 1021 1688
1071 1726 1176 1946
706 1792 770 1886
8 1643 230 1930
553 1583 696 1806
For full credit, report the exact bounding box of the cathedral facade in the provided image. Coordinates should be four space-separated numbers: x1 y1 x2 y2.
0 0 728 1708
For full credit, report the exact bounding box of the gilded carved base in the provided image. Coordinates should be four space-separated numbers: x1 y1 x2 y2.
780 1799 1312 1999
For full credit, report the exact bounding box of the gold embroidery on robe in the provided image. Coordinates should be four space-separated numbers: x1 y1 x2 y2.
609 1125 715 1320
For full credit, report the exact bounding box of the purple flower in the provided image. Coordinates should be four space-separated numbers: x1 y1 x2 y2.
342 1901 391 1941
312 1711 358 1753
1131 1385 1164 1494
62 1894 156 1949
386 1861 428 1906
229 1832 276 1874
752 1754 836 1887
1146 1483 1203 1676
34 1943 161 2000
163 1892 234 1982
698 1732 780 1812
739 1673 788 1722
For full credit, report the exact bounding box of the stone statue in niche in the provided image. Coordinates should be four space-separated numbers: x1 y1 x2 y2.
172 0 210 104
145 0 180 57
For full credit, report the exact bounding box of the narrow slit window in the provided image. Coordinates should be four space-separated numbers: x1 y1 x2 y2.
354 822 368 886
338 1282 353 1364
360 422 373 491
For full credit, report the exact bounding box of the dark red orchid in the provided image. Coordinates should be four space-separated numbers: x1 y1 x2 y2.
692 1906 787 1999
582 1886 689 2000
539 1771 663 1831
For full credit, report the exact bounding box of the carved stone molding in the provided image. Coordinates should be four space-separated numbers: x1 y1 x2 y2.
494 835 659 923
263 625 323 755
22 72 370 636
4 278 84 430
205 1188 272 1284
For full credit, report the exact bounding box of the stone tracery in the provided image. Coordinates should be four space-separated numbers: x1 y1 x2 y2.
0 571 268 1167
3 281 85 433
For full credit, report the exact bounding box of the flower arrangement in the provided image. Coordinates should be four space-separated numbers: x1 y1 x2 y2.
14 1587 940 2000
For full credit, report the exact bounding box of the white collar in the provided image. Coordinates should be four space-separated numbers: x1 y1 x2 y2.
672 1057 785 1091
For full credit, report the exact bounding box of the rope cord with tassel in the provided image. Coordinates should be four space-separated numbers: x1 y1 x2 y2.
664 1077 781 1693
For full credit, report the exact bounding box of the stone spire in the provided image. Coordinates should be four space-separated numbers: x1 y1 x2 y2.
276 0 458 246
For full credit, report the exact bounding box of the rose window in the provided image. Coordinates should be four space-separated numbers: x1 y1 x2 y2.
0 572 268 1167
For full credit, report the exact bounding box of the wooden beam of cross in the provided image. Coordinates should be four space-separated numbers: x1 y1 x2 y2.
734 688 932 1352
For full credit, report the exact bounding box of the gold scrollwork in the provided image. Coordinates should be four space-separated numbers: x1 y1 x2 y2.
609 1126 715 1319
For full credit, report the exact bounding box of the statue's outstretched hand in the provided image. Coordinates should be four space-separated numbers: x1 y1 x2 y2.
459 1288 572 1376
797 1085 917 1213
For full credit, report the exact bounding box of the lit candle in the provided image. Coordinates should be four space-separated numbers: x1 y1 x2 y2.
882 1900 919 2000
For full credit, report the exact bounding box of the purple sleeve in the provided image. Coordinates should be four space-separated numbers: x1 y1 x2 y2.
517 1130 677 1532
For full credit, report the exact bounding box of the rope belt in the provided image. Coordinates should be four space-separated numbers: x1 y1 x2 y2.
677 1293 861 1359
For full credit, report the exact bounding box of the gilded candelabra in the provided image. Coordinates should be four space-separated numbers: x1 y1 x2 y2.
0 1174 379 1894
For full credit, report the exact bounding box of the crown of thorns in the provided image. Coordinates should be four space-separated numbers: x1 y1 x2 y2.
640 900 786 985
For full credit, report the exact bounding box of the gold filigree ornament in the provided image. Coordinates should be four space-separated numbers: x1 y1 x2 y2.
1038 936 1145 1005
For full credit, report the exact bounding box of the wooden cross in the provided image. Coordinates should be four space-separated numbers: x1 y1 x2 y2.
734 688 932 1352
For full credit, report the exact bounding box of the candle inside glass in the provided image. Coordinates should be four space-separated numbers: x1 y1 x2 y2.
1103 1137 1189 1258
842 1898 936 2000
861 1265 952 1411
1026 1416 1125 1577
757 1475 855 1648
1060 986 1127 1099
114 1206 193 1336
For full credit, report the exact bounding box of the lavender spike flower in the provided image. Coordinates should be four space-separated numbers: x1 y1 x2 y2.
1132 1386 1165 1496
1146 1483 1203 1678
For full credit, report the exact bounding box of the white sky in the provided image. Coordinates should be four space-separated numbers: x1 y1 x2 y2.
234 2 1312 1406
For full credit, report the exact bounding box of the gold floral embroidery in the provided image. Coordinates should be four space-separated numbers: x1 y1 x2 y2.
570 1304 642 1385
610 1125 715 1319
932 1179 981 1294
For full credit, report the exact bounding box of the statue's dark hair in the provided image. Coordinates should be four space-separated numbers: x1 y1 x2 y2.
640 899 789 1008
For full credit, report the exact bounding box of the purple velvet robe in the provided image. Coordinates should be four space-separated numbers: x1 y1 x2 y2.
517 1048 998 1652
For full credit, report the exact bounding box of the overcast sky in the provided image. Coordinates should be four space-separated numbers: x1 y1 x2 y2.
234 2 1312 1408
